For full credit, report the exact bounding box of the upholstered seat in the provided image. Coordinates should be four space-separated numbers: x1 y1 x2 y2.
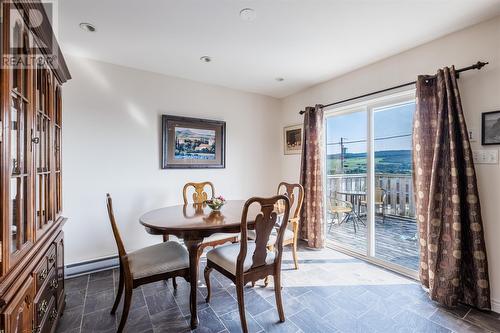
247 228 293 245
128 241 189 280
206 242 275 275
203 232 240 245
205 196 291 333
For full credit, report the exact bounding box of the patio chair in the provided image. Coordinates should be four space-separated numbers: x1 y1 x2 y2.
360 187 387 223
327 195 353 232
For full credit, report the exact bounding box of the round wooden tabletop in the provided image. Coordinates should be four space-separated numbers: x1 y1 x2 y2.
139 200 258 237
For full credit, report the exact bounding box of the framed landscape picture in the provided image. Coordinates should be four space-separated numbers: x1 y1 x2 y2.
482 111 500 145
284 124 303 155
162 115 226 169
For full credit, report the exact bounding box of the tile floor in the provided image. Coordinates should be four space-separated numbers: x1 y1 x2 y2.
56 245 500 333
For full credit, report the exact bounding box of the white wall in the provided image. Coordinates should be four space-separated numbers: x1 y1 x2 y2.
279 16 500 311
62 56 281 265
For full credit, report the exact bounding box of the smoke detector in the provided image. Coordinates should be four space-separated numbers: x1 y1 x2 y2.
239 8 256 22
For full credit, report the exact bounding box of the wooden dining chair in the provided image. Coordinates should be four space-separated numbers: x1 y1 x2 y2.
183 181 216 205
248 182 304 272
181 181 239 248
204 195 291 333
106 194 190 333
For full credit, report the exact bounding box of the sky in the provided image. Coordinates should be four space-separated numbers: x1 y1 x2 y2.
326 102 415 154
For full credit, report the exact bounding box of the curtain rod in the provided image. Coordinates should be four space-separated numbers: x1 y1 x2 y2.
299 61 488 114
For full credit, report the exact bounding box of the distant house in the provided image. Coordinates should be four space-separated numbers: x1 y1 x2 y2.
194 144 211 151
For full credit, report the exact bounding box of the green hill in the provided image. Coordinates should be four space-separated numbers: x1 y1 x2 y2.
327 150 412 174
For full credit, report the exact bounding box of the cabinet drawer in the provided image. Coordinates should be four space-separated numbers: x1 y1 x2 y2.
34 295 57 333
34 268 56 325
33 243 57 292
47 244 57 270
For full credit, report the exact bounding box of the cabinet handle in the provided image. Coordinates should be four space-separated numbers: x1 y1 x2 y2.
48 253 56 264
39 268 48 281
49 308 58 322
32 137 40 144
50 278 58 290
38 299 48 316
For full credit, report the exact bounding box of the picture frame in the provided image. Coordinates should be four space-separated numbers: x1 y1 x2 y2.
283 124 303 155
162 115 226 169
481 110 500 145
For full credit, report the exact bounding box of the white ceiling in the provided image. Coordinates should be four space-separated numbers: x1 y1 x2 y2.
59 0 500 98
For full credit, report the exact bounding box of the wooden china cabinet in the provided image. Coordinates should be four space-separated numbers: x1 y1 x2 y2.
0 1 70 332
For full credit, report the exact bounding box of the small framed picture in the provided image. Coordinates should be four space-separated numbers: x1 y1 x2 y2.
283 124 303 155
482 111 500 145
162 115 226 169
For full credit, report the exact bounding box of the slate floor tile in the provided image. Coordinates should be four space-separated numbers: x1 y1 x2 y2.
253 308 301 333
207 290 239 316
150 306 190 332
118 305 153 333
430 309 488 333
65 275 89 293
87 277 114 295
89 269 114 282
65 289 86 311
144 289 177 315
240 289 273 317
326 306 374 333
193 306 227 333
265 290 303 317
465 308 500 332
290 308 338 333
56 305 83 332
81 307 116 333
84 290 115 314
328 290 369 318
220 310 263 333
393 309 451 333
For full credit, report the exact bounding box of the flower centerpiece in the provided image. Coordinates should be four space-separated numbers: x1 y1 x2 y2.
205 195 226 211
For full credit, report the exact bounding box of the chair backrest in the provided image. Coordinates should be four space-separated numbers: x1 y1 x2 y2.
277 182 304 220
106 193 127 259
238 195 290 274
375 188 387 202
182 181 215 204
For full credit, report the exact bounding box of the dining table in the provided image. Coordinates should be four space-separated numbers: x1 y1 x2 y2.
139 200 264 329
336 190 367 226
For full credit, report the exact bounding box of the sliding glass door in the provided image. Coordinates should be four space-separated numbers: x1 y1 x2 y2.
325 91 418 275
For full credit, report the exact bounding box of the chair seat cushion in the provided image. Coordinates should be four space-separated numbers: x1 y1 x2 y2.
331 207 352 213
128 241 189 280
247 228 294 245
203 233 239 245
206 242 275 275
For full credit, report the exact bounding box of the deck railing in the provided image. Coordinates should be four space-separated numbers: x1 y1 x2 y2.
327 173 416 218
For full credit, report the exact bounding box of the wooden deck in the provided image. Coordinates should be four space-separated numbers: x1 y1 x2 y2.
326 214 419 271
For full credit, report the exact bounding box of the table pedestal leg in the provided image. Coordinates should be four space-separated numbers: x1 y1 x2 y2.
185 237 203 329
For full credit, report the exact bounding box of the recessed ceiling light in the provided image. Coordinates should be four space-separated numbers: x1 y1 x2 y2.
275 77 285 82
200 56 212 63
239 8 256 22
79 22 96 32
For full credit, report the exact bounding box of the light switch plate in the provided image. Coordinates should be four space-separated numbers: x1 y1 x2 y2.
468 128 477 142
473 149 499 164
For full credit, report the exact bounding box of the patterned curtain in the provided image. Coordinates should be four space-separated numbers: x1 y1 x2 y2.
413 66 490 309
299 104 325 249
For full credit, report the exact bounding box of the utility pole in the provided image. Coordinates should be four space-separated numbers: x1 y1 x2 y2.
340 137 347 173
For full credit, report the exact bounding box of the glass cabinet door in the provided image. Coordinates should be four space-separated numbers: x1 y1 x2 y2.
34 66 54 237
6 6 34 266
54 85 62 217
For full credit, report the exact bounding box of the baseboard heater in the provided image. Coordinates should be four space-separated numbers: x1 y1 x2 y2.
65 255 119 278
